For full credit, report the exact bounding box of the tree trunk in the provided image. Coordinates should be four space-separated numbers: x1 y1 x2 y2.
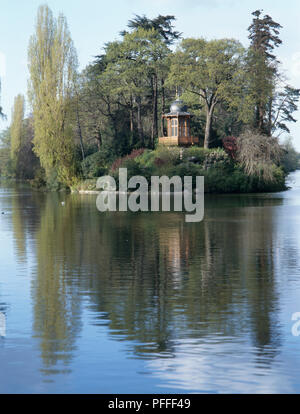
160 78 166 136
76 103 85 160
204 106 214 149
129 96 135 146
96 128 102 151
258 103 265 133
130 95 134 134
267 97 273 136
107 100 118 143
151 74 158 149
136 97 144 146
255 100 265 134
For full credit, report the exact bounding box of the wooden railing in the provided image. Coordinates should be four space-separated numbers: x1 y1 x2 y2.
179 136 199 145
158 137 178 145
159 136 199 146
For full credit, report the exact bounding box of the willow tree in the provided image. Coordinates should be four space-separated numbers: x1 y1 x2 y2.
28 5 78 186
10 94 25 169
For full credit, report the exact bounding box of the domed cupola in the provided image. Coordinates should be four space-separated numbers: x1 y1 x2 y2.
170 98 188 114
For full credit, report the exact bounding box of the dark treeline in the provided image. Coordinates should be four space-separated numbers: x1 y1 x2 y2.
0 6 299 189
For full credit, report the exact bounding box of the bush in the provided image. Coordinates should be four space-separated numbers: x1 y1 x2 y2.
97 143 287 194
182 147 210 164
135 150 156 168
199 163 286 193
81 151 110 179
255 165 286 192
171 162 202 179
203 148 231 169
46 168 69 191
236 130 283 182
30 167 46 189
71 178 98 192
152 146 181 166
280 137 300 173
110 148 145 173
222 136 237 159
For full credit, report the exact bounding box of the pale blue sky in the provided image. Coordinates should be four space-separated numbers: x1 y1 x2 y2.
1 0 300 146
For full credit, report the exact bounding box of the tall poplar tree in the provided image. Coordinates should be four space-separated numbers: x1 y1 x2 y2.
28 4 78 186
10 94 25 168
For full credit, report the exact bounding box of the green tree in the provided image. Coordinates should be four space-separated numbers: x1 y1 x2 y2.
10 94 25 170
168 38 245 148
28 4 78 187
123 15 179 136
0 128 13 177
122 14 181 45
104 28 170 148
247 10 282 134
270 86 300 135
280 136 300 173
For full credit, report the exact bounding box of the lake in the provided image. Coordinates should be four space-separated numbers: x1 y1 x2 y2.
1 171 300 393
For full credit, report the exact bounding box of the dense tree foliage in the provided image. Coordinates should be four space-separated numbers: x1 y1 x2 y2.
247 10 300 135
168 38 245 148
28 4 78 187
0 7 299 189
10 94 25 169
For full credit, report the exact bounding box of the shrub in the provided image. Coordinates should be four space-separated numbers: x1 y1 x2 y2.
81 152 110 179
135 150 156 168
182 147 210 164
203 148 230 169
255 165 286 192
30 167 46 189
111 148 145 173
222 136 238 159
236 130 283 182
153 146 181 166
280 137 300 173
71 179 98 192
46 168 68 191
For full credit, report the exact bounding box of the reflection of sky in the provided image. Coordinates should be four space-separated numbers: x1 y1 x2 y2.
2 173 300 393
147 336 300 393
0 312 5 337
147 171 300 394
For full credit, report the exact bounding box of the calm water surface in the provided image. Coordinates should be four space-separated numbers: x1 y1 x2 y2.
1 172 300 393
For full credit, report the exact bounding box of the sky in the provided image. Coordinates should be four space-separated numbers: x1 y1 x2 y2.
0 0 300 147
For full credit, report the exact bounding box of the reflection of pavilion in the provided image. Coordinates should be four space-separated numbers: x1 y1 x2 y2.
158 215 191 277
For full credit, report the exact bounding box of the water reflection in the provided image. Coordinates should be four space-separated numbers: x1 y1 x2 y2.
4 174 300 392
32 194 83 373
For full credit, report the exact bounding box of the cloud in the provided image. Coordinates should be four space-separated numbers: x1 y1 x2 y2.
290 52 300 82
281 52 300 88
0 52 6 79
147 338 296 393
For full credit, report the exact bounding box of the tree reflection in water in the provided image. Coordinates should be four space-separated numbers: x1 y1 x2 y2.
10 190 284 377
